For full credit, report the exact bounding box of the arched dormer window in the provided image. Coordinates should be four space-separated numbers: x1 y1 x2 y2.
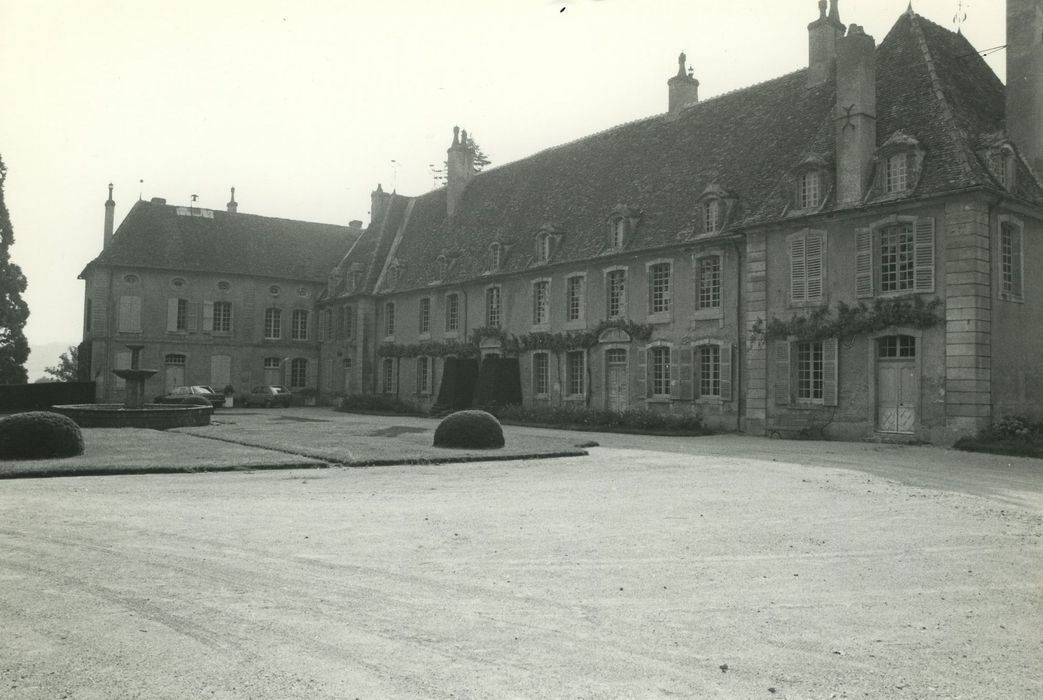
436 254 450 280
702 199 722 233
790 155 830 212
610 217 626 248
490 241 503 270
536 232 551 262
872 131 924 198
386 259 403 288
606 205 639 250
693 183 735 236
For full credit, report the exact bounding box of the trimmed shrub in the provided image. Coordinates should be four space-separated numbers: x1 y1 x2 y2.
433 410 505 449
0 411 85 460
494 403 707 435
335 394 425 416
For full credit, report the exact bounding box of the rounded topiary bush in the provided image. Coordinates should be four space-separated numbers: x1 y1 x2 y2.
0 411 85 460
433 409 505 449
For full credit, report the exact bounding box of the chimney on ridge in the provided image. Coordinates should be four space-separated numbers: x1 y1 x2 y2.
446 126 476 217
1007 0 1043 174
807 0 845 88
226 187 238 214
835 23 877 204
667 51 700 113
103 183 115 249
370 183 392 225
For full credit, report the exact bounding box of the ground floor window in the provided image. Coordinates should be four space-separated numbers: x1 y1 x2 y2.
532 352 549 396
566 351 585 396
290 358 308 389
878 335 916 358
650 346 670 397
796 341 824 402
698 344 720 398
416 356 431 394
382 358 396 394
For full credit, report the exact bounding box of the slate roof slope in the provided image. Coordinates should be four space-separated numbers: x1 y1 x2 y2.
380 11 1016 295
83 200 359 282
325 193 411 298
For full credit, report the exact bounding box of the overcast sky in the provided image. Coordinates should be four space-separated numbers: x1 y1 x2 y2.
1 0 1005 366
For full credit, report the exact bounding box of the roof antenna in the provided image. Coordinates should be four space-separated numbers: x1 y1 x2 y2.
138 179 144 201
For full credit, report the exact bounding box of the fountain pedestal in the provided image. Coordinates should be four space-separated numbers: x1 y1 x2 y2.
112 344 157 409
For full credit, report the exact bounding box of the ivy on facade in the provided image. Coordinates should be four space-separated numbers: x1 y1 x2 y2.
750 295 943 343
378 318 654 359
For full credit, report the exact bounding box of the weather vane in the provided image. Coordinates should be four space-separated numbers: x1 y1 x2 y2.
953 0 968 33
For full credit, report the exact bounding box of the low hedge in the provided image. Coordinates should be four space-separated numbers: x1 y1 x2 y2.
489 403 708 435
0 411 85 460
335 393 426 416
955 415 1043 459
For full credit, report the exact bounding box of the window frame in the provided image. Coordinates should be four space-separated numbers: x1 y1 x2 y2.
289 358 308 389
605 267 627 319
795 340 825 404
999 215 1025 302
418 297 431 336
647 260 673 320
264 307 282 340
649 345 671 399
565 350 585 398
532 351 550 397
416 356 432 395
884 153 909 194
531 278 550 328
444 292 461 334
702 199 722 234
383 301 396 338
694 253 722 315
565 274 586 326
212 301 232 334
291 309 309 341
485 286 502 328
797 170 823 210
788 229 826 306
381 357 397 394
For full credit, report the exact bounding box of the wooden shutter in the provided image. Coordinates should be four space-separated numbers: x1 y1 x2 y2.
166 298 179 332
679 347 694 400
790 237 807 303
720 342 733 402
805 234 824 301
822 337 839 407
855 228 874 298
119 296 141 333
913 217 935 292
774 340 791 405
202 301 214 332
228 303 234 334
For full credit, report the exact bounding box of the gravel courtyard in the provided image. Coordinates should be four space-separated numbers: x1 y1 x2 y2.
1 429 1041 698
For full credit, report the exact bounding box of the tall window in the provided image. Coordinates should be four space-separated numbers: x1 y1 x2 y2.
290 358 308 389
885 154 908 193
418 298 431 334
175 298 188 331
566 351 585 396
566 276 584 322
1001 221 1024 301
323 309 333 339
607 269 626 318
445 293 460 332
799 171 822 209
264 308 281 340
648 262 672 315
699 344 721 398
342 306 354 339
416 356 431 394
879 223 915 293
532 280 549 325
650 346 671 397
696 256 721 309
213 301 232 333
384 302 396 337
381 358 396 394
291 309 309 340
532 352 549 395
796 341 824 402
485 287 501 328
703 199 721 233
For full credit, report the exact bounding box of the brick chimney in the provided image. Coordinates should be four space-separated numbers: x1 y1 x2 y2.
103 183 115 249
226 186 238 214
1007 0 1043 174
446 126 475 217
370 183 392 225
667 51 700 113
835 24 877 204
807 1 845 88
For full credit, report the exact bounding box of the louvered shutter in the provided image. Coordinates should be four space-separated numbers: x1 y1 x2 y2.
855 228 874 298
720 343 733 402
774 340 791 405
119 296 141 333
805 234 824 301
306 358 317 391
822 337 839 407
913 217 935 292
679 347 694 400
790 237 807 303
167 298 179 332
228 304 234 334
202 301 214 332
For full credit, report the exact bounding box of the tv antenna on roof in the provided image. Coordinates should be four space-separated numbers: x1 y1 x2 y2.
390 159 399 192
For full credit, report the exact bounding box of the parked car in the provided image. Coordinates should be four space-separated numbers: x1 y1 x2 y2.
243 385 293 408
154 385 226 408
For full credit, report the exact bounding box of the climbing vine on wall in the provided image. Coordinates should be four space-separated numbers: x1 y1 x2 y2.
750 295 942 343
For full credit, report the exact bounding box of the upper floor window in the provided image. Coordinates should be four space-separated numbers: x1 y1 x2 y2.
123 274 139 285
342 306 355 339
170 298 188 332
1000 219 1024 302
702 199 721 233
269 285 281 296
217 280 231 291
445 293 460 332
436 255 450 280
264 307 281 339
383 302 396 337
648 262 672 315
490 242 503 270
606 269 626 318
323 308 333 339
296 286 310 297
566 275 585 323
171 277 186 290
885 154 908 194
993 148 1016 190
696 255 721 310
418 297 431 334
855 217 934 298
213 301 232 333
485 286 501 328
291 309 309 340
878 224 915 293
532 280 550 326
789 231 825 304
798 171 822 209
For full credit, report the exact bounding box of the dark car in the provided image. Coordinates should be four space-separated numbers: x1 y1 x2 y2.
154 385 226 408
243 385 293 408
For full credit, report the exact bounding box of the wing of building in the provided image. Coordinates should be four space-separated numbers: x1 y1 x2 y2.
81 1 1043 444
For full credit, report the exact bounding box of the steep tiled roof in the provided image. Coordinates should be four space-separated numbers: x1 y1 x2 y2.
83 200 358 282
324 193 411 299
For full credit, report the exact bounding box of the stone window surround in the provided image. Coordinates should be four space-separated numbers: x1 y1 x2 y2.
691 338 728 404
603 265 628 319
646 258 673 323
998 214 1025 303
692 250 725 321
645 340 673 402
564 273 587 329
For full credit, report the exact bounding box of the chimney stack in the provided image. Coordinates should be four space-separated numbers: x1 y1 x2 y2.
103 183 115 249
835 24 877 204
348 219 363 230
1007 0 1043 174
446 126 475 217
667 51 700 113
226 186 238 214
370 183 392 225
807 1 845 88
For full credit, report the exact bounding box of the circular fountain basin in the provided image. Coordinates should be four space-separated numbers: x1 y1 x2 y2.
52 404 212 430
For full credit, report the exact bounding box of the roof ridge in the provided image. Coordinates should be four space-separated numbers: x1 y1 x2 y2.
905 11 977 184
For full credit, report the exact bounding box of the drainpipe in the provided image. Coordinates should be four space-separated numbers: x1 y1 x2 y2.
730 235 745 432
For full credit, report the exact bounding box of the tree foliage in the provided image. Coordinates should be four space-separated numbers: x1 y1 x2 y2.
438 133 491 184
44 345 79 382
0 155 30 384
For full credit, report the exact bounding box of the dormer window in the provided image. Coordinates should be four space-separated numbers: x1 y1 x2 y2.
992 146 1016 190
536 232 551 262
436 254 449 279
703 199 721 233
798 171 822 209
610 218 626 248
490 242 503 270
386 260 402 288
885 154 908 194
873 132 924 199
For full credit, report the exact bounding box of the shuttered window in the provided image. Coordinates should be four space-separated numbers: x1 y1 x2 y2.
789 232 825 304
291 310 309 340
213 301 232 333
650 346 671 397
857 218 934 298
776 338 838 406
566 351 585 396
416 357 431 394
290 358 308 389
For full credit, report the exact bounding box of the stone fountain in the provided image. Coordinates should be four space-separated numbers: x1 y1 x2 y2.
54 344 213 429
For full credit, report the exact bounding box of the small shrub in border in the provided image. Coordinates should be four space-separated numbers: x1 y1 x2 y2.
434 410 505 449
0 411 85 460
494 403 706 434
335 394 424 416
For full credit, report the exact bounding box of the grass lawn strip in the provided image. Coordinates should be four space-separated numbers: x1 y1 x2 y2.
0 428 325 479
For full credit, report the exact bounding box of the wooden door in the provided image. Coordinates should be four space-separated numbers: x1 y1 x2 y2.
165 365 184 392
605 349 628 412
877 362 918 434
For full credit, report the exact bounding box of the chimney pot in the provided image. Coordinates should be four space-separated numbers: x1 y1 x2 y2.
667 51 700 113
226 186 238 214
103 184 116 249
349 219 363 230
